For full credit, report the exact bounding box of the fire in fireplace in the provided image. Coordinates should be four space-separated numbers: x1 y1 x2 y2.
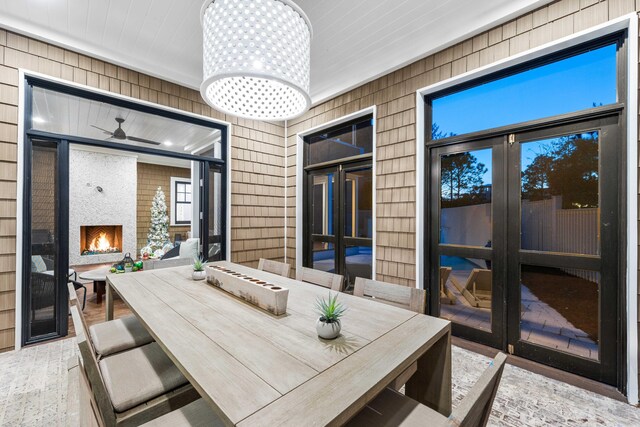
80 225 123 256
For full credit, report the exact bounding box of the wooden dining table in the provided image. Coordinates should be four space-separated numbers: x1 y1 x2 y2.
105 261 452 426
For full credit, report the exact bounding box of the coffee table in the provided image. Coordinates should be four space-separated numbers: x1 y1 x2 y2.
79 266 111 304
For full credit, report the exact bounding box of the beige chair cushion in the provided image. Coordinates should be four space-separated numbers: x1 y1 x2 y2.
99 342 188 413
141 399 224 426
89 314 153 357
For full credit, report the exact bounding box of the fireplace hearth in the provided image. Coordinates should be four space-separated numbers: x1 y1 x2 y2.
80 225 123 256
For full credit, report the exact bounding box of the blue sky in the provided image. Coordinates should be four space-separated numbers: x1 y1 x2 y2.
438 43 615 186
433 43 617 138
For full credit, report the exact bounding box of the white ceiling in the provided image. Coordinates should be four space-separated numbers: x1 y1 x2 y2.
32 86 221 155
0 0 551 105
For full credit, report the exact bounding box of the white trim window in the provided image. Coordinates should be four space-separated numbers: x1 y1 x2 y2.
170 177 192 226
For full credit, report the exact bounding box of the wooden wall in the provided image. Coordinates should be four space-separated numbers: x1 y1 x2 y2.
0 30 285 352
136 162 191 251
286 0 638 391
287 0 637 284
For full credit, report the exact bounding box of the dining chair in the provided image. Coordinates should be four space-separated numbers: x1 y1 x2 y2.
346 353 508 427
295 266 344 292
68 283 154 358
353 277 426 313
257 258 291 278
353 277 426 390
69 303 198 427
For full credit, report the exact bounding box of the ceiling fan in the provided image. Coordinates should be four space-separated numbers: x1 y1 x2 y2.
91 117 161 145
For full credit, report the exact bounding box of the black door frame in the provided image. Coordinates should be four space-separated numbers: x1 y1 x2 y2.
428 135 507 349
21 76 230 345
303 157 373 285
505 114 620 385
427 109 623 386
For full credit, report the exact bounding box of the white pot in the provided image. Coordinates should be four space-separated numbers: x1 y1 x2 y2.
316 318 341 340
192 270 207 281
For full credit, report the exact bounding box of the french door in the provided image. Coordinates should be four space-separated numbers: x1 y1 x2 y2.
429 114 620 385
22 138 69 345
304 160 373 288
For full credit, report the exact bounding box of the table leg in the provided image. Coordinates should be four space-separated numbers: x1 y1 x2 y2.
405 329 452 417
106 281 114 321
94 281 106 304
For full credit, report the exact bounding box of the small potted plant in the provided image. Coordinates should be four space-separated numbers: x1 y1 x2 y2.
315 292 346 340
192 257 206 280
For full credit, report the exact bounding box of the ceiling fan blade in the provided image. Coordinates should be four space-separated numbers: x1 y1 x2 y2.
127 135 161 146
91 124 114 136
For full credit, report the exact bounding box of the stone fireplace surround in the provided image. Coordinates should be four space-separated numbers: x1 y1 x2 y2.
69 148 137 266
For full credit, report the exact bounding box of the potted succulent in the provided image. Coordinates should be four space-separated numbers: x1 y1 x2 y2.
315 292 346 340
192 257 207 280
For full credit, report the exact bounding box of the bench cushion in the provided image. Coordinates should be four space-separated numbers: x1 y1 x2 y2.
142 399 224 426
99 342 188 413
89 314 154 357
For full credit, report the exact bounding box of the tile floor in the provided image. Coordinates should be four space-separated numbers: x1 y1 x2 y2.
0 338 638 426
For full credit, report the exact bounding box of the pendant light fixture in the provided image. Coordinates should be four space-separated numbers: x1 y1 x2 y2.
200 0 313 121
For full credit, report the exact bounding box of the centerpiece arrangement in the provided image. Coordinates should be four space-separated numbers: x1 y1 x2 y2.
315 293 346 340
192 257 206 280
206 265 289 315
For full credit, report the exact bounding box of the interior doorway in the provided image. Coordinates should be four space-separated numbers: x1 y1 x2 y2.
21 76 228 346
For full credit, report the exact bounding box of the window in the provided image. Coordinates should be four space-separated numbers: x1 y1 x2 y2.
170 177 192 225
430 42 617 139
305 116 373 166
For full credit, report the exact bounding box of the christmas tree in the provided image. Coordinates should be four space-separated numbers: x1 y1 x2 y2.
147 187 169 251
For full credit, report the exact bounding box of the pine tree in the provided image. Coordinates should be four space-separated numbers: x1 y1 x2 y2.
147 187 169 250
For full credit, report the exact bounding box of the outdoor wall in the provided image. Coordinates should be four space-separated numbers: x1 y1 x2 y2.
286 0 638 391
136 162 191 251
0 29 285 352
287 0 637 281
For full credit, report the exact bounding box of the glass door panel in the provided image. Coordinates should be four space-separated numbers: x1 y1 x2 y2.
201 162 224 262
431 140 504 348
440 148 492 246
520 132 600 255
343 167 373 284
507 116 618 385
312 173 334 237
25 139 68 344
305 163 373 287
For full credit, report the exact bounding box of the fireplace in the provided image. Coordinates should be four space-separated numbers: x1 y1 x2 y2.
80 225 123 256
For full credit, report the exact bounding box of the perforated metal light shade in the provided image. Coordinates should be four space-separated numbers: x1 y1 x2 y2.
200 0 312 121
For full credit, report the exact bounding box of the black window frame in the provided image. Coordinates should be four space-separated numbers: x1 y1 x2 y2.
172 178 192 226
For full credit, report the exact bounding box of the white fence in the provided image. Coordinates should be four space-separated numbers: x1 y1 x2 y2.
442 196 599 283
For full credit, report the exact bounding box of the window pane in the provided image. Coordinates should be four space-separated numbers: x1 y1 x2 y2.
176 202 191 222
521 132 599 255
440 148 492 246
520 265 599 360
312 242 335 273
345 168 372 238
432 44 616 138
345 245 372 283
177 192 186 203
177 183 185 193
312 173 334 236
30 142 58 338
306 117 373 165
439 255 492 333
